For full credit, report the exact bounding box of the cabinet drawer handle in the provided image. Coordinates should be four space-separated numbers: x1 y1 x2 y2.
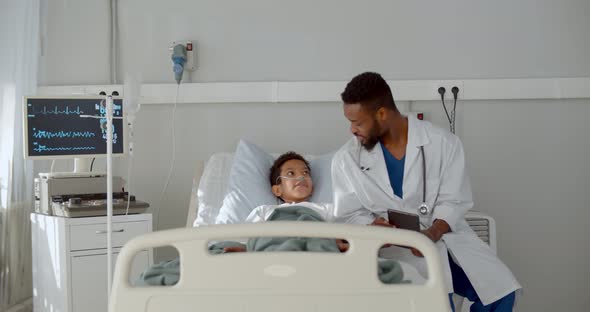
95 229 125 234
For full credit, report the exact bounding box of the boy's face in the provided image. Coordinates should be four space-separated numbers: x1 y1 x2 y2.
272 159 313 203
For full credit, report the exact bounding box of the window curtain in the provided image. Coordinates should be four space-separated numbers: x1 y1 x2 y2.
0 0 40 310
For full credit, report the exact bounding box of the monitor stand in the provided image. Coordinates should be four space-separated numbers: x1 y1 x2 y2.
39 158 106 179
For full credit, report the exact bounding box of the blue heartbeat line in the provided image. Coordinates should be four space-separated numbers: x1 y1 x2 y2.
31 106 84 115
33 145 96 153
33 130 96 139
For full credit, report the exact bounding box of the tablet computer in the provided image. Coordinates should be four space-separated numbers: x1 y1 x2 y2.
387 209 420 232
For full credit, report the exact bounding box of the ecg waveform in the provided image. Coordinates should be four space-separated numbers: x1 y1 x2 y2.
32 130 96 139
32 145 96 153
29 105 84 116
26 98 124 156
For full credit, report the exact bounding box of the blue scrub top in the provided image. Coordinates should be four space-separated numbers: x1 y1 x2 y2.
381 143 405 198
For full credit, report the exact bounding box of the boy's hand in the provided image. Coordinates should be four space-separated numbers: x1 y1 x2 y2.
223 246 247 253
410 247 423 257
336 239 350 252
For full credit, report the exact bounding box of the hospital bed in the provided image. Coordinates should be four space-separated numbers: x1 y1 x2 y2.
110 152 497 312
110 222 450 311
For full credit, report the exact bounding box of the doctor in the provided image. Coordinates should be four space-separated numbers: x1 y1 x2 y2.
332 72 521 311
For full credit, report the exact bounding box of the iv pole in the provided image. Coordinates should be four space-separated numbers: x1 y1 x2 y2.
80 95 120 305
105 95 114 304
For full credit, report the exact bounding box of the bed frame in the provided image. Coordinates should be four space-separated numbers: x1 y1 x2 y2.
110 222 450 312
110 161 496 311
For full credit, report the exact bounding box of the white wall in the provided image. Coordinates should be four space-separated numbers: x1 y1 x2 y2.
40 0 590 85
39 1 590 311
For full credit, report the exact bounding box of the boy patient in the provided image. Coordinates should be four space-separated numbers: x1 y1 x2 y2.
246 151 333 222
224 151 348 252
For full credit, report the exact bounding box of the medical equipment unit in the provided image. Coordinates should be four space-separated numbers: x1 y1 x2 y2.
31 209 153 312
27 96 154 312
23 96 126 171
24 96 149 217
34 175 149 217
169 41 196 84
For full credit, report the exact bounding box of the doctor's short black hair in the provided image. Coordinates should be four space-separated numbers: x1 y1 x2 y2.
341 72 398 112
269 152 310 186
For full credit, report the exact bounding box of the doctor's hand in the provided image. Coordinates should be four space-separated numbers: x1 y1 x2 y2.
421 219 451 243
370 217 396 249
411 219 451 257
370 217 396 228
410 227 442 257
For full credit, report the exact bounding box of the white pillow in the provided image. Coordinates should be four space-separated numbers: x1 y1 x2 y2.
213 140 335 225
307 152 335 203
193 153 234 227
214 140 277 224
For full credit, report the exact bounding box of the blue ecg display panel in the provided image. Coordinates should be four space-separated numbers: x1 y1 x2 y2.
25 98 124 157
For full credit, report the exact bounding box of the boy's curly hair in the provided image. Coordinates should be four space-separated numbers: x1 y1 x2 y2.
269 151 310 186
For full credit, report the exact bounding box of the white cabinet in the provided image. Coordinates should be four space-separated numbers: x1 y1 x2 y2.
31 213 153 312
70 250 148 312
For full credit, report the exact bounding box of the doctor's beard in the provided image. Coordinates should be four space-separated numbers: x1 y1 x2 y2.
360 136 379 151
359 123 384 151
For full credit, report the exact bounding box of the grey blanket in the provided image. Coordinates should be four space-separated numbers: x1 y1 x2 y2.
137 207 405 286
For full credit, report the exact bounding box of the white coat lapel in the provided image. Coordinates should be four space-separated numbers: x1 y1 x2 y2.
358 115 430 206
361 143 398 203
403 115 431 200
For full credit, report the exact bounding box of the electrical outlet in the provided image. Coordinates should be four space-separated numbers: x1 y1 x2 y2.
404 111 425 120
170 40 197 71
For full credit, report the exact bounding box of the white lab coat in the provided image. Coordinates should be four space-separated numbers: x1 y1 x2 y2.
331 115 521 305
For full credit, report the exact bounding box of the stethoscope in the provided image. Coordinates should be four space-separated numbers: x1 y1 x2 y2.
358 144 433 216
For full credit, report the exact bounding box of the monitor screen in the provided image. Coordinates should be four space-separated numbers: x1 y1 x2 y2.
24 96 125 159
